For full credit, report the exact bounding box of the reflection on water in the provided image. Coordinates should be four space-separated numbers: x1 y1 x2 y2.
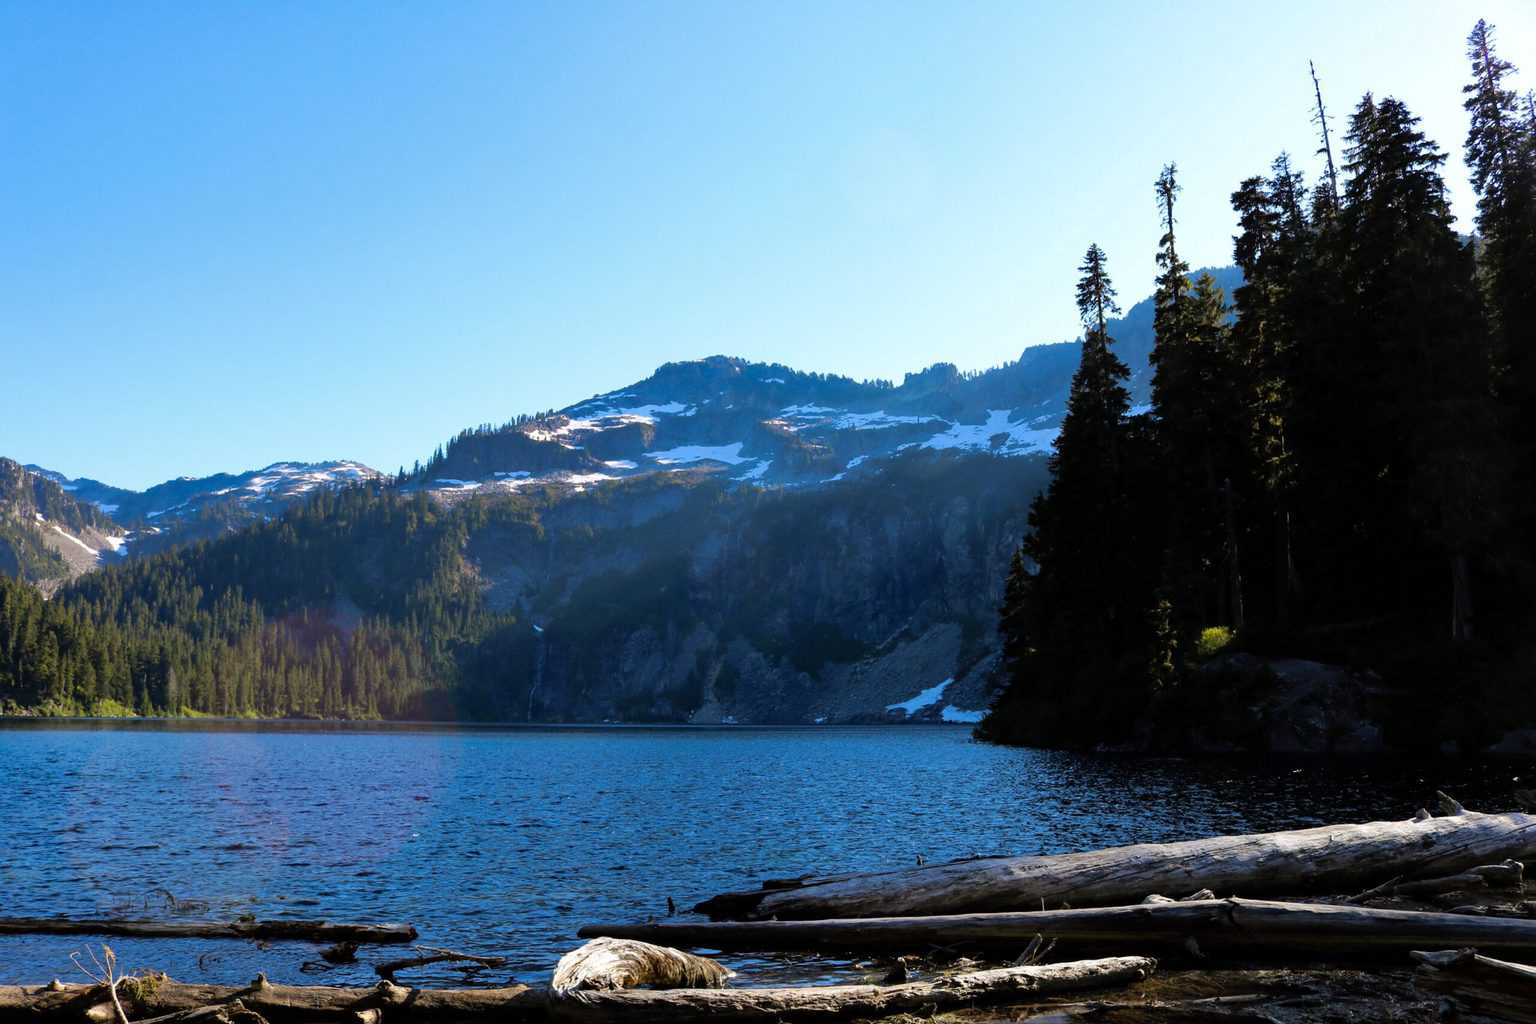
0 720 1530 986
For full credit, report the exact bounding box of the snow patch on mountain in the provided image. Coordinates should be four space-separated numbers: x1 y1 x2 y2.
426 470 620 499
886 678 954 716
645 443 752 466
911 409 1057 456
243 461 380 495
780 406 943 432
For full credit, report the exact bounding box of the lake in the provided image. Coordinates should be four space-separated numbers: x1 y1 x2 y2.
0 721 1531 988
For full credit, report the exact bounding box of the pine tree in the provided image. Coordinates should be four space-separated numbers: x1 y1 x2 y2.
1230 155 1311 626
1292 94 1496 638
981 245 1163 748
1151 164 1249 654
1463 20 1536 526
995 548 1030 693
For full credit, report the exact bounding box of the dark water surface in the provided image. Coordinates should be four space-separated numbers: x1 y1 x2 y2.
1 720 1532 987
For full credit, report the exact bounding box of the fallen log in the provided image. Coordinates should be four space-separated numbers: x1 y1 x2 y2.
1392 859 1525 898
552 939 732 994
0 977 543 1024
694 809 1536 920
0 919 417 944
375 946 509 981
1412 948 1536 1023
548 956 1156 1024
585 897 1536 958
135 1000 268 1024
1 957 1153 1024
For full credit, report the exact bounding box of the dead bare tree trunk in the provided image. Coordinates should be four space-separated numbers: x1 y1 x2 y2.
588 898 1536 960
1 958 1156 1024
1223 478 1244 631
0 977 544 1024
0 919 416 944
548 957 1157 1024
694 809 1536 920
1450 552 1474 642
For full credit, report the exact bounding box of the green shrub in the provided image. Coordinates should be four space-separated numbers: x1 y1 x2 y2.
1195 626 1235 661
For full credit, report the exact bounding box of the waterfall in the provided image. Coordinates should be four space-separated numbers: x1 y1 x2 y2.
528 624 546 722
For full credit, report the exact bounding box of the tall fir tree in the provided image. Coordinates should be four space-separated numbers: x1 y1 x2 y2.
1291 95 1495 638
1151 164 1249 656
981 245 1165 748
1463 20 1536 549
1229 155 1311 627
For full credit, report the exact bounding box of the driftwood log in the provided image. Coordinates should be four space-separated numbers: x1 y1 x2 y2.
374 947 509 981
548 956 1157 1024
552 939 733 994
0 919 417 944
0 957 1155 1024
0 977 544 1024
1413 948 1536 1023
694 809 1536 919
135 1000 269 1024
586 897 1536 958
1393 859 1525 898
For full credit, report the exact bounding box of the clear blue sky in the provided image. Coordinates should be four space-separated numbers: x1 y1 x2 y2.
4 1 1532 489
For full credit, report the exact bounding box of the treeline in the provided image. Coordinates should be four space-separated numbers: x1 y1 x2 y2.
983 22 1536 749
0 485 535 718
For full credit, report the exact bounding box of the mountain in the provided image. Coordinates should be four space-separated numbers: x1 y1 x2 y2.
412 267 1240 502
0 459 129 594
0 268 1241 721
25 461 383 557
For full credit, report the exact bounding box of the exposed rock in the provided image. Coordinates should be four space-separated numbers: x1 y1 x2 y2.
1166 654 1388 754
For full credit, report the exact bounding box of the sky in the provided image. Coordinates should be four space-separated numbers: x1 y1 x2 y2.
3 1 1533 489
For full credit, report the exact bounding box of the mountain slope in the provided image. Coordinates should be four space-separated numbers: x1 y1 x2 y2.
1 268 1241 720
0 459 129 592
413 266 1239 501
25 460 384 559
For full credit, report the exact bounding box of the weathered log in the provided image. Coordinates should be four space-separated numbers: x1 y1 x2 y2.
552 939 732 994
1015 993 1277 1023
586 897 1536 958
549 956 1156 1024
694 810 1536 920
1391 859 1524 898
0 958 1153 1024
135 1000 268 1024
1413 948 1536 1023
375 946 509 981
0 919 417 944
0 977 543 1024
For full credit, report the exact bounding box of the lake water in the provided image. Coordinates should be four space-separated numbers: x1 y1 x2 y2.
1 721 1531 988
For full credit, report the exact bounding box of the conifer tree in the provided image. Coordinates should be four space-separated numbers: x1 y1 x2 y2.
1151 165 1248 653
981 245 1163 748
1292 95 1495 637
1463 20 1536 507
1230 155 1311 626
995 548 1030 692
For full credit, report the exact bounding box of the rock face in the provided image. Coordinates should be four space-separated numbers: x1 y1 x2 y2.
1166 653 1388 754
0 458 129 591
457 452 1043 723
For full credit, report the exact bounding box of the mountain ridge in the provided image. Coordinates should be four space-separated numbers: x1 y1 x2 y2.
0 267 1240 723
